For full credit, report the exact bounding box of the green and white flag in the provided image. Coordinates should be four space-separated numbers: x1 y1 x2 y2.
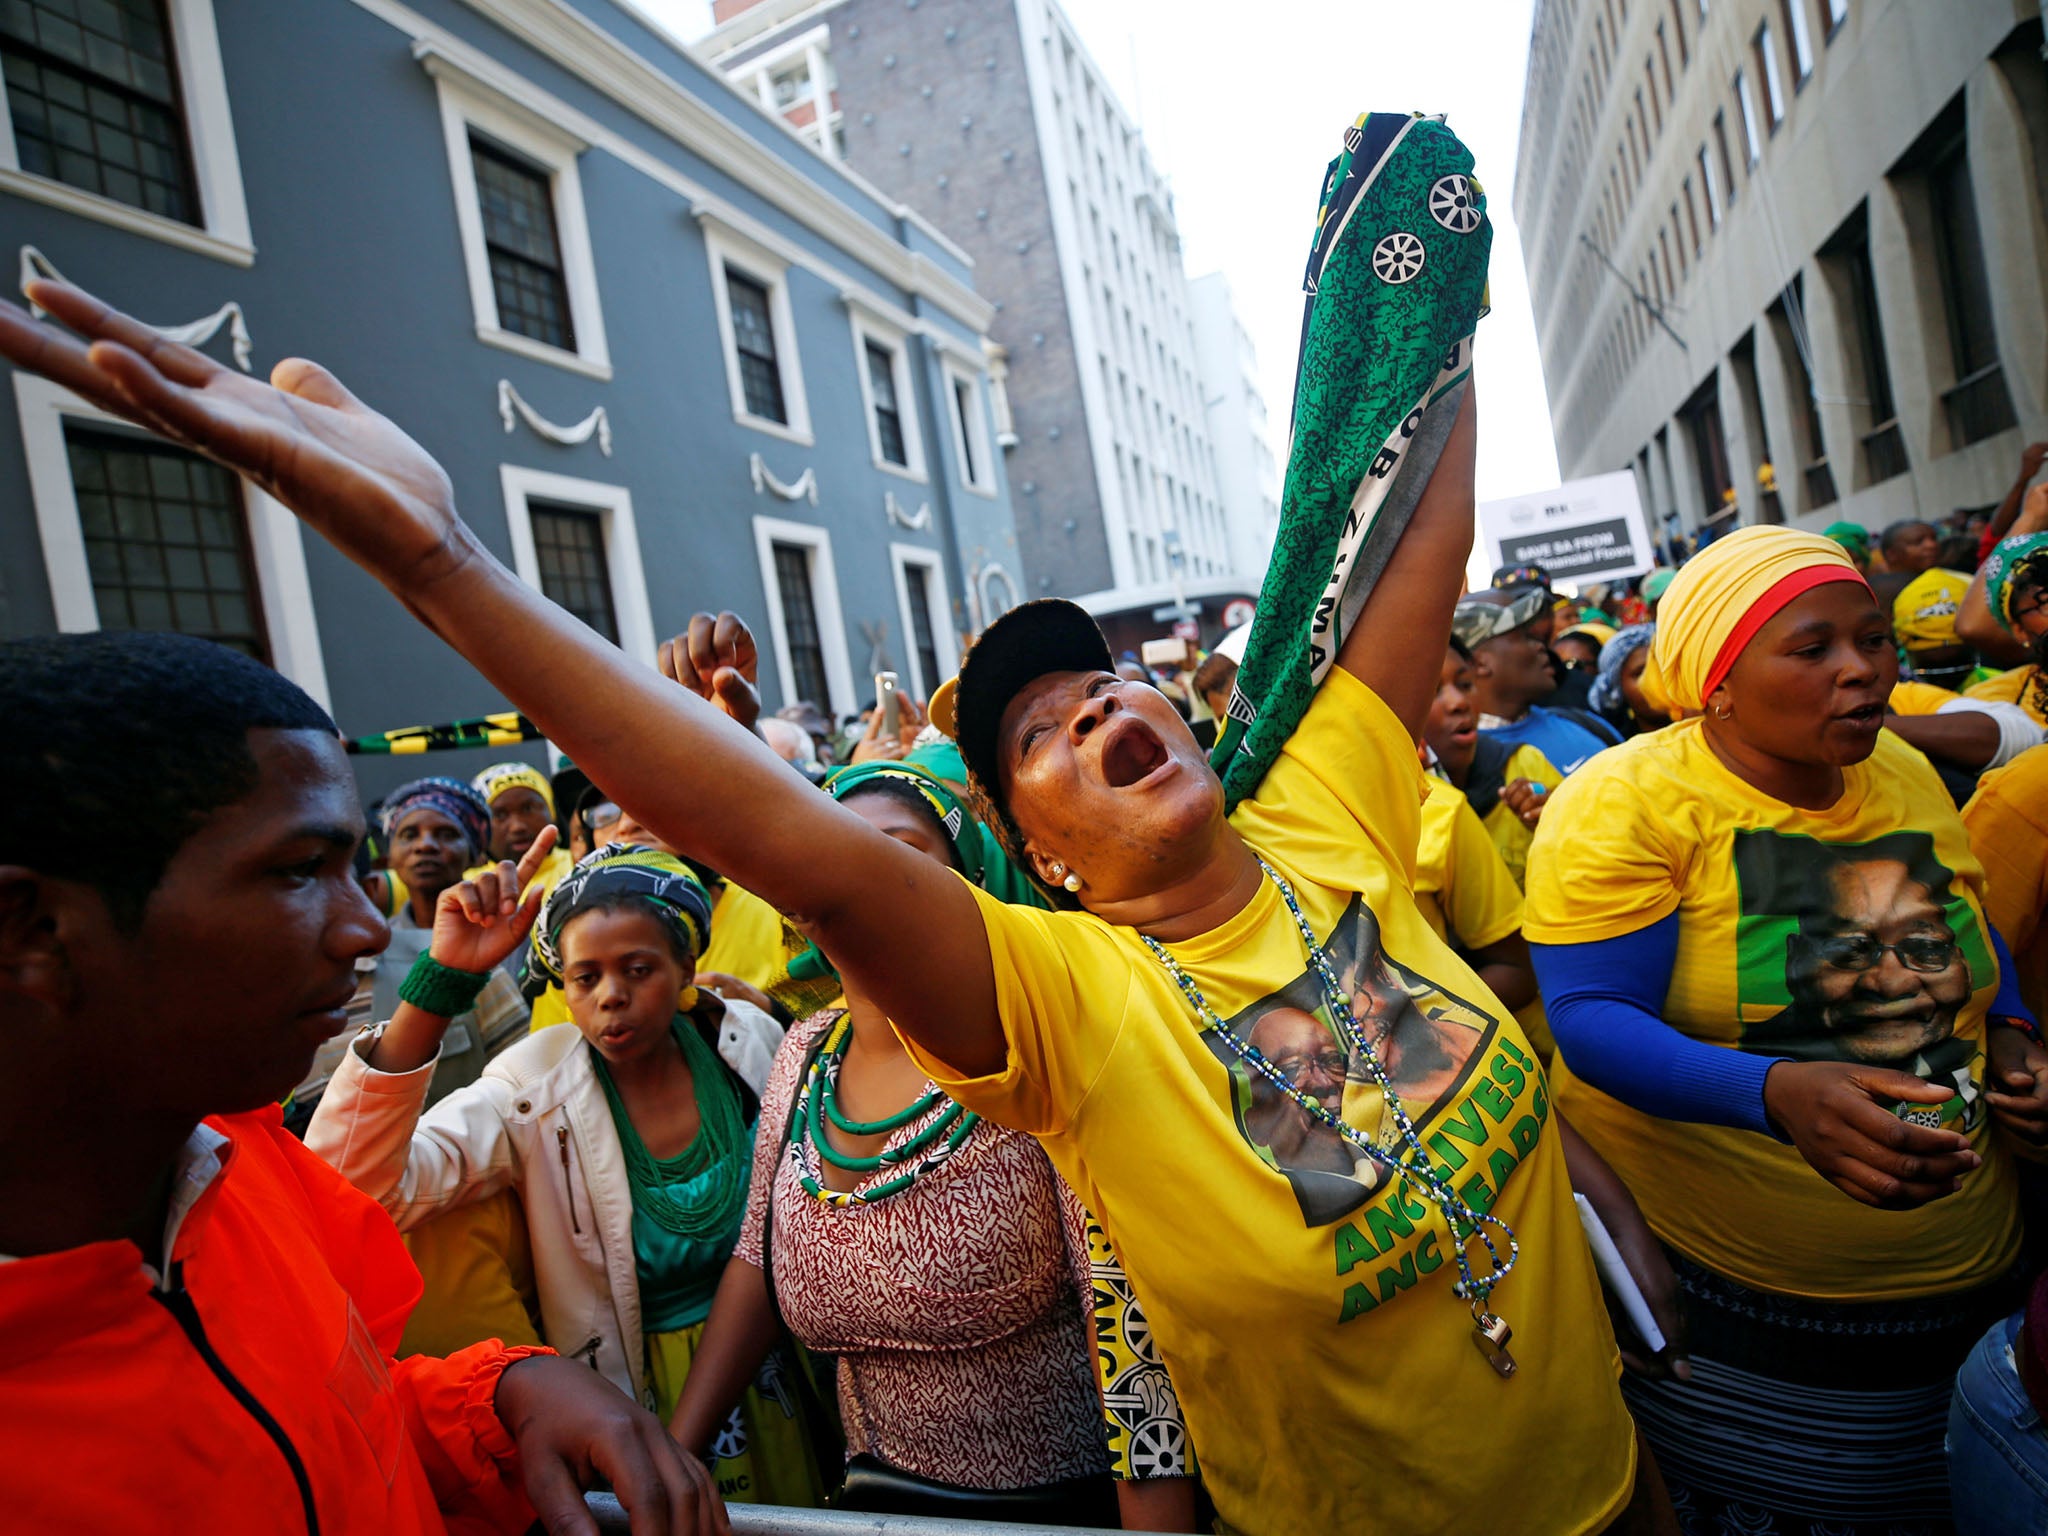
1211 112 1491 810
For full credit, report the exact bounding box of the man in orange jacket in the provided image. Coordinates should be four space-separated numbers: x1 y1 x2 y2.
0 632 724 1536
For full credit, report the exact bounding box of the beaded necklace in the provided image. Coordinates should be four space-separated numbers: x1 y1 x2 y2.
794 1013 980 1207
592 1016 750 1241
1138 858 1522 1376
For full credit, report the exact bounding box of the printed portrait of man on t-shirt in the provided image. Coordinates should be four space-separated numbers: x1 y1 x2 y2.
1216 895 1497 1225
1734 829 1987 1130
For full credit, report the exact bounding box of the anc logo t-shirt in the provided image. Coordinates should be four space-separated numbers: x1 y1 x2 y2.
904 669 1634 1536
1524 720 2019 1301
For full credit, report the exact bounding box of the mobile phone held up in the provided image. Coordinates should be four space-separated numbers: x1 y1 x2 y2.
876 671 901 738
1140 638 1193 671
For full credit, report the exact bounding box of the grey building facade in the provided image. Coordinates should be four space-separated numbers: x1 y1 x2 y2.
1515 0 2048 545
705 0 1261 636
0 0 1022 800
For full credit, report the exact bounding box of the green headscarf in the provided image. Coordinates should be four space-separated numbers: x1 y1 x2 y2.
1823 520 1871 562
823 760 983 887
1984 532 2048 636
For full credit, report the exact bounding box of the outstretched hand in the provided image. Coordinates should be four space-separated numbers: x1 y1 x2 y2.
0 280 473 589
427 826 558 977
496 1354 728 1536
1763 1060 1982 1209
661 613 761 732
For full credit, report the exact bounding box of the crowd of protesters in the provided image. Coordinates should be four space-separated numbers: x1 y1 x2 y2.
6 114 2048 1536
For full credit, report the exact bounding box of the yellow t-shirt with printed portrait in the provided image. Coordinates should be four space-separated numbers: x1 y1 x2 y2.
902 668 1634 1536
1967 665 2047 726
1524 720 2019 1301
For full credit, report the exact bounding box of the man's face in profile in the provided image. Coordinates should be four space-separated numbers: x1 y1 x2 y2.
1795 859 1969 1064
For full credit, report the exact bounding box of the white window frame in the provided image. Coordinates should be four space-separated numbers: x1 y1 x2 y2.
0 0 251 264
943 360 997 497
752 515 853 715
887 543 960 699
498 466 654 666
847 308 926 481
428 64 611 381
15 374 330 706
704 220 814 445
1699 143 1724 227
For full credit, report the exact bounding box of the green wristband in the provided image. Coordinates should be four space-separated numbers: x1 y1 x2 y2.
398 950 491 1018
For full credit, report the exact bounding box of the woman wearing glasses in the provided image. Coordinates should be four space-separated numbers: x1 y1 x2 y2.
1522 527 2048 1536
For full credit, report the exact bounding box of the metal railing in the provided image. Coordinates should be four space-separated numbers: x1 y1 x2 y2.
584 1495 1116 1536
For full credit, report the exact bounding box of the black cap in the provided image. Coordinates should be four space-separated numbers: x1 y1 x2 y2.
939 599 1113 798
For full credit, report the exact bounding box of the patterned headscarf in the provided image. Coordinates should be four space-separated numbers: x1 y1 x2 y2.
824 760 983 886
1641 527 1868 714
528 844 712 988
381 776 491 858
1588 623 1656 716
1983 532 2048 636
472 760 554 815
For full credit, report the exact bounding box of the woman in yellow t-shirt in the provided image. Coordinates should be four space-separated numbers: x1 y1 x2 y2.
1964 744 2048 1023
1526 526 2048 1536
13 269 1675 1532
1419 639 1564 887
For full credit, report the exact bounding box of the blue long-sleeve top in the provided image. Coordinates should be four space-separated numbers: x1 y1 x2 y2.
1530 918 2036 1139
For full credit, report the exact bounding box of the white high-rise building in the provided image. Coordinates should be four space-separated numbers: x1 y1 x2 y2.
1190 273 1282 589
704 0 1273 642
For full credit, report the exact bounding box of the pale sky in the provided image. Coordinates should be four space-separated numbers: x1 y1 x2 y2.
643 0 1561 534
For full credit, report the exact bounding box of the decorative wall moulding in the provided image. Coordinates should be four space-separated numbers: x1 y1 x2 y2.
751 452 818 504
20 245 253 371
497 378 611 455
884 490 931 531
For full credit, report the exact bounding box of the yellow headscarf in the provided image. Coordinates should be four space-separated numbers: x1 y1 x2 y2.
472 760 555 815
1891 568 1969 651
1640 527 1868 714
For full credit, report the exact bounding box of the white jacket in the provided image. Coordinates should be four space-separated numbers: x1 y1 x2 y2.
305 1001 783 1408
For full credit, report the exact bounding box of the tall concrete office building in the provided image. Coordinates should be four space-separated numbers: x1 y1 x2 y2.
704 0 1272 640
1189 273 1281 587
1514 0 2048 544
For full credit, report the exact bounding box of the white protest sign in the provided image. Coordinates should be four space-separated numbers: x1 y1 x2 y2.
1477 470 1653 587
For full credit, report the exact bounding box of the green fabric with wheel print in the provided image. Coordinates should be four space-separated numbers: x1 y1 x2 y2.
1211 112 1492 812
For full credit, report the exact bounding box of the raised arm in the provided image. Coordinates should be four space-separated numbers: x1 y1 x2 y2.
1336 384 1478 739
1959 482 2048 660
0 282 1002 1069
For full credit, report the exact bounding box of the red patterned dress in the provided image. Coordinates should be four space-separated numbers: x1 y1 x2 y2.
735 1012 1110 1489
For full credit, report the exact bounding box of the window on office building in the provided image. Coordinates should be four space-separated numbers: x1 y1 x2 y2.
67 426 269 660
472 137 575 352
1752 20 1787 131
1734 70 1764 163
1918 103 2019 447
1679 375 1734 516
1825 0 1848 36
1780 0 1814 83
1 0 198 223
1669 0 1690 64
1766 276 1837 509
1820 204 1906 483
1712 111 1739 198
864 340 907 467
1698 146 1723 228
727 270 787 425
529 503 618 644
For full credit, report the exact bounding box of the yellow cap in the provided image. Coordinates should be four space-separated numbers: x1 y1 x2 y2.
928 675 961 740
1892 568 1969 651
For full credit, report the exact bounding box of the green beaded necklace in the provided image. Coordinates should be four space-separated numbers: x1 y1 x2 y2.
592 1015 750 1240
795 1013 979 1207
